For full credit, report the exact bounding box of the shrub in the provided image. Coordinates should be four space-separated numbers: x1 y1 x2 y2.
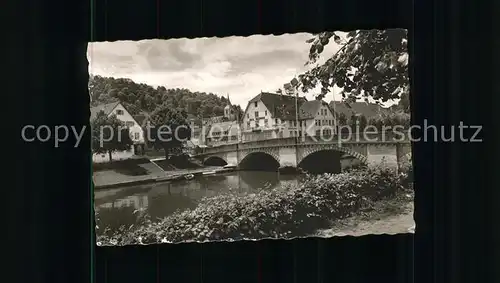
97 165 408 245
398 157 413 188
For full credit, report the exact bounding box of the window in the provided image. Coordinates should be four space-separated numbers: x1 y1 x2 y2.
247 121 251 128
316 130 321 136
247 113 249 118
255 111 259 118
254 102 258 107
134 132 140 140
265 110 267 116
126 121 134 127
264 119 268 126
275 118 278 124
116 109 124 115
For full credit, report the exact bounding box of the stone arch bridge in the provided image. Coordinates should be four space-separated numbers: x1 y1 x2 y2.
195 134 412 171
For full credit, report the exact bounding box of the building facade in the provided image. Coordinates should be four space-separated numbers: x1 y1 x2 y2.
241 92 337 142
90 101 146 163
204 95 240 147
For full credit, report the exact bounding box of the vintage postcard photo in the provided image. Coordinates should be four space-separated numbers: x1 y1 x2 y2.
88 29 413 246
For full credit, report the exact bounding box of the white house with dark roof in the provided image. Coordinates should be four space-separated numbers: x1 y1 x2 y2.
241 92 337 141
298 100 337 137
90 101 146 163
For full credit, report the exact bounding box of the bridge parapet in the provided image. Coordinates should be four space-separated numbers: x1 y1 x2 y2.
196 131 411 156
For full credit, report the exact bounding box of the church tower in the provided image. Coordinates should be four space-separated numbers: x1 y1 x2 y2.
224 93 236 120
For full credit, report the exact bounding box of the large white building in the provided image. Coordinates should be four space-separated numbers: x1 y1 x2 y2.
241 92 337 141
90 101 146 163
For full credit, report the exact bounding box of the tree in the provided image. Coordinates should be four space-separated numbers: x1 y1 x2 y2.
336 112 348 126
91 111 133 162
88 75 232 117
296 29 409 104
146 106 192 159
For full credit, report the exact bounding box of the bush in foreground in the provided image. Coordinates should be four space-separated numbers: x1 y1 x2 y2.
97 166 410 245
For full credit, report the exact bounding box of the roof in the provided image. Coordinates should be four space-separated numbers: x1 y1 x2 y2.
133 114 147 126
330 101 388 118
203 116 225 125
246 92 308 120
90 101 120 121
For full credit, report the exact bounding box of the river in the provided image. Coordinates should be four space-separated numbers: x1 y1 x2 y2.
94 170 305 232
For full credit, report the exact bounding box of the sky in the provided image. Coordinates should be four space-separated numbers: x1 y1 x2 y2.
87 33 397 108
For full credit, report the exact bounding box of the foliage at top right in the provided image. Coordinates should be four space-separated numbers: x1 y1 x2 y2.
297 29 409 105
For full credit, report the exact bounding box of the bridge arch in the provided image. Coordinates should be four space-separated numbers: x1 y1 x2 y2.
239 151 280 171
300 146 368 165
299 146 368 173
203 155 228 166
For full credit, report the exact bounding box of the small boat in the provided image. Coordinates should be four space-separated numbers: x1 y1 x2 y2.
184 174 195 180
203 171 217 175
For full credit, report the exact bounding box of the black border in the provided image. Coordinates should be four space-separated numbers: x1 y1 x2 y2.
7 0 496 282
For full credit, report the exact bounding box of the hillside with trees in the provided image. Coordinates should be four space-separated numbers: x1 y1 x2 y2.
88 75 242 119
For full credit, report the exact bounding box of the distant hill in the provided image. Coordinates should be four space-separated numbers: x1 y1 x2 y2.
88 75 240 118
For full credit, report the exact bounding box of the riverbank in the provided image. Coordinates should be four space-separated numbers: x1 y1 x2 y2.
315 196 414 237
96 166 413 245
93 158 235 189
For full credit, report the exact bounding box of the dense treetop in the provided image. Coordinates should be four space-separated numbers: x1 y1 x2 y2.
297 29 409 108
88 75 237 118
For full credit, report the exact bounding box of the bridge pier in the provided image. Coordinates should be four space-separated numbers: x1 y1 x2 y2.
278 166 299 174
278 146 298 168
225 151 239 166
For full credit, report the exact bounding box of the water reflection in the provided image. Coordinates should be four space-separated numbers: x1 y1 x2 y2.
95 170 303 232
